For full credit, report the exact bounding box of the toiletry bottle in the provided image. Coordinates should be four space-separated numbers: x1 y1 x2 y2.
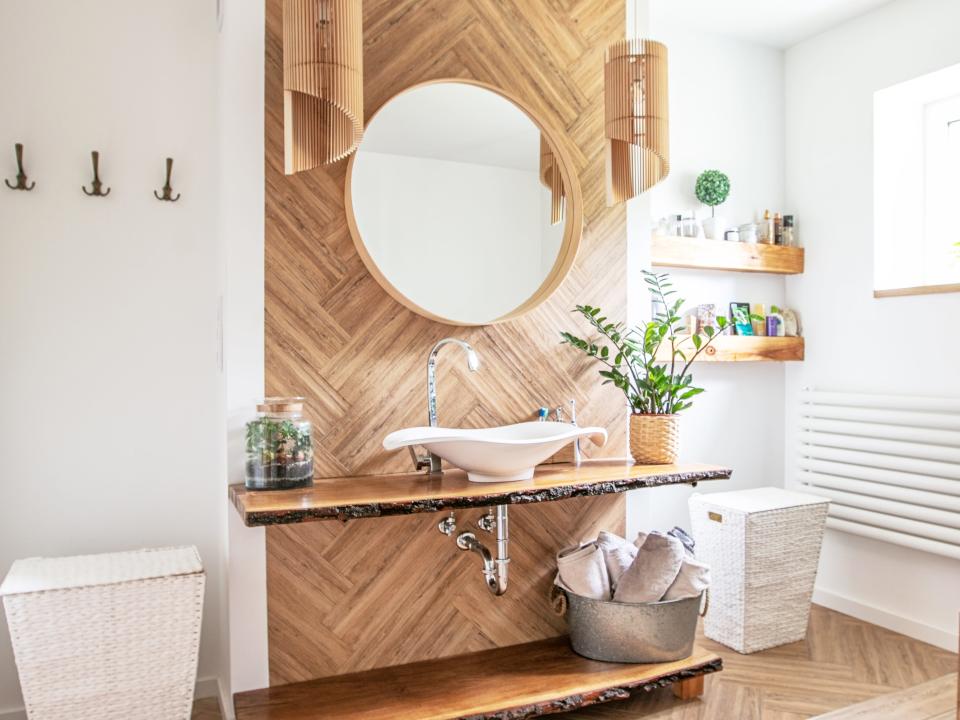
765 314 779 337
671 214 683 236
763 210 775 244
751 303 766 336
773 213 783 245
783 215 796 247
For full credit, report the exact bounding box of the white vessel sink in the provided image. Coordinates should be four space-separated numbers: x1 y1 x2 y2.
383 421 608 483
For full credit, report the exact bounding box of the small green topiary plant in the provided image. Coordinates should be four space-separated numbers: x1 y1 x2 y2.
695 170 730 217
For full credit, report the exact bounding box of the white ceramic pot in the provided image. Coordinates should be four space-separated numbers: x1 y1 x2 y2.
701 216 727 240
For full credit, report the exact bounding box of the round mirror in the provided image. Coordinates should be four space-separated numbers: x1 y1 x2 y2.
346 80 582 325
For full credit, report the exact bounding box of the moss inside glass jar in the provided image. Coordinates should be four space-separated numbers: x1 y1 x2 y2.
245 398 314 490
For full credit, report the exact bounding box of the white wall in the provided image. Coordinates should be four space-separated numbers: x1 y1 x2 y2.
628 23 788 536
218 0 269 712
0 1 224 716
784 0 960 650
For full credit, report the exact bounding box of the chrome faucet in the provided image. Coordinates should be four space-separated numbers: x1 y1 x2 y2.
416 338 480 473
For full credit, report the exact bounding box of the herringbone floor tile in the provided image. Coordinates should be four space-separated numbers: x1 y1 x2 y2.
191 697 222 719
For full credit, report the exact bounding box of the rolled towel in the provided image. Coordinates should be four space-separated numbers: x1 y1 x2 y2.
663 554 710 601
596 531 637 589
614 531 685 603
667 526 696 555
556 542 612 600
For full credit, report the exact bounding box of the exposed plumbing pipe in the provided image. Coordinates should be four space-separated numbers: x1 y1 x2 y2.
455 505 509 595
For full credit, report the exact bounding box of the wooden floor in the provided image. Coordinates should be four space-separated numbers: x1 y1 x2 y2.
194 605 958 720
812 673 957 720
193 698 222 719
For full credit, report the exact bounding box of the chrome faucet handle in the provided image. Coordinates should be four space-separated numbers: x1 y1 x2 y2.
438 513 457 536
554 406 565 423
568 399 582 465
477 510 497 533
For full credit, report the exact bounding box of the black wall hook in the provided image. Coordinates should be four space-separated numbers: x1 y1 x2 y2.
154 157 180 202
5 143 35 191
82 151 111 197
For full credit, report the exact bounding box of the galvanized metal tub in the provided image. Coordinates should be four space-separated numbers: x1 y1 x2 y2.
563 590 705 663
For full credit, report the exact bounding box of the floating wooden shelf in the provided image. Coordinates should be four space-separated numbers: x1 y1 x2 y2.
652 235 805 274
229 460 731 526
655 335 804 362
233 636 723 719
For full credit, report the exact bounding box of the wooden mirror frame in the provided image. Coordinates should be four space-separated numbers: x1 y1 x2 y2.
344 79 584 326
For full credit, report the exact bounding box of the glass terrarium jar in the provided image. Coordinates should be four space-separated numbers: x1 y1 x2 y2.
245 397 314 490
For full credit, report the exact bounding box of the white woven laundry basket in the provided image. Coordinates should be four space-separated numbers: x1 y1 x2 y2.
689 488 828 654
1 546 205 720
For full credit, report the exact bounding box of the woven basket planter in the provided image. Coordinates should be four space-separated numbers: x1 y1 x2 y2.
629 413 679 464
0 546 205 720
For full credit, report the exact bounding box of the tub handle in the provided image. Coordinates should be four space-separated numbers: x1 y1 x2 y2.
549 584 567 617
699 588 710 617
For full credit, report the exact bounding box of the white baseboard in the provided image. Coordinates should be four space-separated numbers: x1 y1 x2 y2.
196 675 220 700
814 587 959 652
218 676 235 720
0 677 222 720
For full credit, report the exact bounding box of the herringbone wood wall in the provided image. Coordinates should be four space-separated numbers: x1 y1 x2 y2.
264 0 628 684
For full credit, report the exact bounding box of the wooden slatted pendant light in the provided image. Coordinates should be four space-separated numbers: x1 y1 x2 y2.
604 37 669 204
283 0 363 174
539 134 565 225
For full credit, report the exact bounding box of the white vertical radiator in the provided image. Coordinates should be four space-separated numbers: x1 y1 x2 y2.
795 390 960 560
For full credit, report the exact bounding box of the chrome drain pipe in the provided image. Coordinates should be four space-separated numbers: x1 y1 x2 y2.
454 505 509 596
494 505 509 594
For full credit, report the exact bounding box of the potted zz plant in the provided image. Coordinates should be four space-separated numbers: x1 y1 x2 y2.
695 169 730 240
561 270 730 464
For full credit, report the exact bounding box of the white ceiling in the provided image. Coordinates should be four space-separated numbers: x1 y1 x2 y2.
652 0 896 48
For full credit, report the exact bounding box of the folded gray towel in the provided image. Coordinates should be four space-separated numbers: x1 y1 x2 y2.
663 554 710 601
596 531 637 589
556 542 611 600
614 531 685 603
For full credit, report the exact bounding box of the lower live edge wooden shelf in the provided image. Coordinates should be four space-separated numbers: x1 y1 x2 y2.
229 459 731 526
234 636 722 719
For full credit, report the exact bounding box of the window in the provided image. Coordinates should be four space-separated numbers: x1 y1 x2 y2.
874 63 960 295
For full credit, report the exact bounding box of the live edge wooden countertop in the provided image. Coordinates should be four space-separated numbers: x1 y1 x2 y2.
229 460 732 527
